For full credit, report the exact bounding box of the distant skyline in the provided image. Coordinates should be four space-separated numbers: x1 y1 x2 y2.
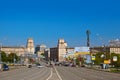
0 0 120 47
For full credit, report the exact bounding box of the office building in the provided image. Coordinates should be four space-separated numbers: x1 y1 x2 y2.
50 39 74 62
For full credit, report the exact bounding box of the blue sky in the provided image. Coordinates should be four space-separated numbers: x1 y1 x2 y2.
0 0 120 47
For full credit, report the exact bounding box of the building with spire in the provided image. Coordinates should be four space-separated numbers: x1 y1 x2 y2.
26 38 35 54
50 39 74 62
0 38 35 56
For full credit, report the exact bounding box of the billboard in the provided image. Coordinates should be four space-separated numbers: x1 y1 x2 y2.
74 47 90 55
74 47 90 52
92 56 95 61
104 60 111 64
113 56 117 61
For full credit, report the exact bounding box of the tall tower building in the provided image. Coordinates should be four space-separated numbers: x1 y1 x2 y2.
58 39 67 62
86 30 91 47
26 38 35 54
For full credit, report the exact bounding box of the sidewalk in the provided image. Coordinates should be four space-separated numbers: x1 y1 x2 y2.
86 65 120 73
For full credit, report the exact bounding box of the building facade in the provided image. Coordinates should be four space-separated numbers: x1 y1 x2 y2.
1 46 26 56
0 38 35 56
44 48 50 61
90 46 120 55
50 47 58 61
35 44 46 55
26 38 35 54
50 39 74 62
110 39 120 47
57 39 67 62
110 47 120 54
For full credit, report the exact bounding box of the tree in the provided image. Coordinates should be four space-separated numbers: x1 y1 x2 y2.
8 53 19 63
1 51 8 62
94 52 104 65
41 53 44 56
94 52 111 65
111 53 120 67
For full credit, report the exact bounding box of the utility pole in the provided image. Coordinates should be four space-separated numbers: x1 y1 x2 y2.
103 44 106 59
86 30 91 47
86 30 92 66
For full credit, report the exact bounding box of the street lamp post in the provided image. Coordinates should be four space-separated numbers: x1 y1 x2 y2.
103 44 106 59
13 49 16 67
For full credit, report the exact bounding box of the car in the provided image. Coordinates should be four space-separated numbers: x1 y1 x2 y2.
36 63 44 68
55 62 61 66
27 64 32 68
81 65 85 67
62 62 70 66
3 64 9 71
70 63 76 67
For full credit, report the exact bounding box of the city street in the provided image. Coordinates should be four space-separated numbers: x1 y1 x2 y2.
56 66 120 80
0 65 120 80
0 66 51 80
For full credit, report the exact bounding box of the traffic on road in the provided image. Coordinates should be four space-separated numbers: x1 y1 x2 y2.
0 62 120 80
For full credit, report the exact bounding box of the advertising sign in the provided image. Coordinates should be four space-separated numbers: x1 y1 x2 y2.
85 55 92 63
113 56 117 61
74 47 90 55
104 60 110 64
92 56 95 61
74 47 90 52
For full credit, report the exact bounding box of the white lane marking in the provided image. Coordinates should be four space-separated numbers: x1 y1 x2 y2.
54 67 63 80
46 68 52 80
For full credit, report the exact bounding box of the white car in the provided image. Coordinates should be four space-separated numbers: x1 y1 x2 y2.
36 64 44 68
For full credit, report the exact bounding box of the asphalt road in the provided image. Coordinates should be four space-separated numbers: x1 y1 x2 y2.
0 66 51 80
56 66 120 80
0 65 120 80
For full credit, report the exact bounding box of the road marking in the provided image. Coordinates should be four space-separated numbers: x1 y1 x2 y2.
46 68 52 80
54 67 63 80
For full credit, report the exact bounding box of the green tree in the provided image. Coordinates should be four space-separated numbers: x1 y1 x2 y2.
76 58 80 66
8 53 19 63
111 53 120 67
94 52 104 65
41 53 44 56
94 52 111 65
1 51 8 62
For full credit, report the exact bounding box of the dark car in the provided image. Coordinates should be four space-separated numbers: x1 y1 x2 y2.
28 64 32 68
81 65 85 67
55 62 61 66
62 62 70 66
3 64 9 71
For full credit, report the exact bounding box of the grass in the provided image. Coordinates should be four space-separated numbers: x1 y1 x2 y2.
109 68 120 73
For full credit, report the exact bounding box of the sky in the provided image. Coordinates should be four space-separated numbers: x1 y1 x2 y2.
0 0 120 47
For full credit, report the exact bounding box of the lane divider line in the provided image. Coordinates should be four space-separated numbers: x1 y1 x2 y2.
46 68 52 80
54 67 63 80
